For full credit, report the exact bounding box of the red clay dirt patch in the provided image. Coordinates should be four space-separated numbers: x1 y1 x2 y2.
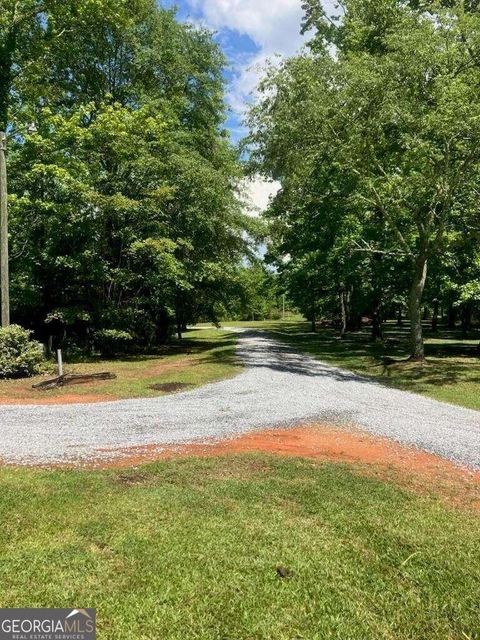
88 425 480 509
0 393 114 405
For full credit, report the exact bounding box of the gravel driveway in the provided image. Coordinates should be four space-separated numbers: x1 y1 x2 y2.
1 329 479 468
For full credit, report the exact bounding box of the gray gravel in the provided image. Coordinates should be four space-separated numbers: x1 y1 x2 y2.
0 329 479 468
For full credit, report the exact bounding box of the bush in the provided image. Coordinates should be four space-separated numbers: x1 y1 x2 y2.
0 325 45 379
93 329 134 357
268 309 283 321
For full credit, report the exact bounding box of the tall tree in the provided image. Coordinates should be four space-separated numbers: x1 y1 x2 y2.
249 0 480 359
4 0 251 345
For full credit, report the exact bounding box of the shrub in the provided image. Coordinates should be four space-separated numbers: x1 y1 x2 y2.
268 309 283 321
0 325 45 379
93 329 133 357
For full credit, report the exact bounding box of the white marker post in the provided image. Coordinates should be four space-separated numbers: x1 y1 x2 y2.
57 349 64 377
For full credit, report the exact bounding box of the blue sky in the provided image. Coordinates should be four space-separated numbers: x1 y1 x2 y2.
159 1 335 212
160 0 310 144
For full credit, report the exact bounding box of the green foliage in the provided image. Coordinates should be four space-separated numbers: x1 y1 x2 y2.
93 329 134 357
0 325 44 378
2 0 252 348
248 0 480 354
228 263 282 321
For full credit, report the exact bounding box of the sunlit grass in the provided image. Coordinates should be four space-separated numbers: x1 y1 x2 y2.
0 328 241 402
0 455 477 639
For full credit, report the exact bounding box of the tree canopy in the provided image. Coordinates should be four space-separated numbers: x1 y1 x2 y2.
248 0 480 358
1 0 254 347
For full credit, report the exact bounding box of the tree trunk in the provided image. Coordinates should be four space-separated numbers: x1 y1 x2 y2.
0 28 15 131
447 303 456 329
0 133 9 327
155 314 170 344
310 293 317 333
345 288 360 331
339 288 347 338
461 305 471 340
396 305 403 327
431 299 439 333
408 251 428 361
371 304 383 342
175 288 183 340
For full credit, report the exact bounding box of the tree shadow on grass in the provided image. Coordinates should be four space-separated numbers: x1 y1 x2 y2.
65 333 239 365
229 326 480 393
387 359 480 389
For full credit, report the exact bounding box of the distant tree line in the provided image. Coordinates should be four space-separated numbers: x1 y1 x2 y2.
1 0 257 351
227 263 285 322
247 0 480 359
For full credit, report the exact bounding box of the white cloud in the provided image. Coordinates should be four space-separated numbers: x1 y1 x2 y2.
190 0 307 56
191 0 309 118
188 0 338 117
242 177 281 217
185 1 336 213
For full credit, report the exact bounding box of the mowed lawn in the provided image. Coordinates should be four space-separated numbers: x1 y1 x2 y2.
220 319 480 411
0 456 478 639
0 328 241 403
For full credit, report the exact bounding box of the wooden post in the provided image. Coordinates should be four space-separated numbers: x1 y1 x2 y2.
0 131 9 327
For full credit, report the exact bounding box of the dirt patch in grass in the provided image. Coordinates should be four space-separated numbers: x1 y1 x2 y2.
89 425 480 509
148 382 194 393
115 471 150 486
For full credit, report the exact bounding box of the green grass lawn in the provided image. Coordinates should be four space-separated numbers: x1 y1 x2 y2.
219 319 480 411
0 456 478 639
0 328 241 402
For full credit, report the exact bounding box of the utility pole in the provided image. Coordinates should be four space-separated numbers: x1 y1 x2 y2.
0 131 9 328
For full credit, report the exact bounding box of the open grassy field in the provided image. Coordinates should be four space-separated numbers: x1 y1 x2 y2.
0 455 478 639
219 319 480 411
0 328 240 403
